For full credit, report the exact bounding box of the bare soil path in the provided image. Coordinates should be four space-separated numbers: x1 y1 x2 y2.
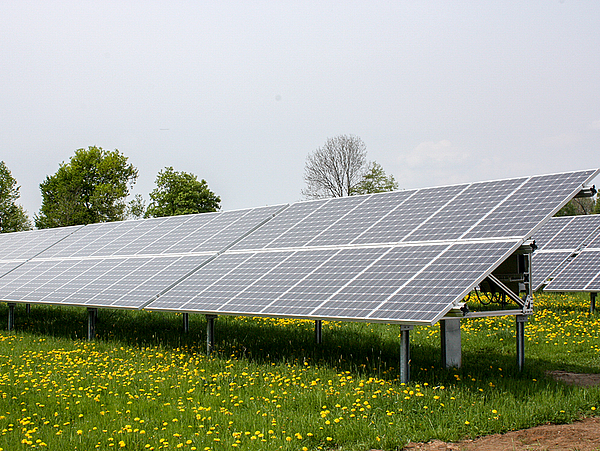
401 417 600 451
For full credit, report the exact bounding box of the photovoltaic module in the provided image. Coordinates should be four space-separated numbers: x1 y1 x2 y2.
0 169 596 324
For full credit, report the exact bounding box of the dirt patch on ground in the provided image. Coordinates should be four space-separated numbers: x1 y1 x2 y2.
398 372 600 451
401 417 600 450
548 371 600 387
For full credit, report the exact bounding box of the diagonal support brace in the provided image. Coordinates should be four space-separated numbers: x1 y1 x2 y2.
486 273 533 314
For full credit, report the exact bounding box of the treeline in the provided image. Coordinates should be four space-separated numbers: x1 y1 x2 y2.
1 135 399 232
0 146 220 232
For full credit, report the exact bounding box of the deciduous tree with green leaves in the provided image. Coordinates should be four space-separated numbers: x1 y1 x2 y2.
126 194 146 220
145 167 220 218
352 161 399 195
555 197 597 217
35 146 138 228
0 161 32 232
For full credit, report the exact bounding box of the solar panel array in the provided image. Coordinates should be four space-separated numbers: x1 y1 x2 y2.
147 169 597 324
0 205 284 308
543 216 600 292
531 214 600 290
0 169 596 324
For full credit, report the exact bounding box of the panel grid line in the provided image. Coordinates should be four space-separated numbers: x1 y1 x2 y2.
214 251 310 312
364 245 453 319
399 183 473 242
457 177 531 240
536 217 575 250
256 199 333 249
299 247 396 317
256 250 348 313
302 195 373 247
346 189 421 245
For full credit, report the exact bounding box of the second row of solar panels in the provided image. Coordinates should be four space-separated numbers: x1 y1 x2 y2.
532 214 600 290
36 205 284 258
543 218 600 290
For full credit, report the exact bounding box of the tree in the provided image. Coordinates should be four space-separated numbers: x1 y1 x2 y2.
302 135 368 199
35 146 138 228
0 161 32 232
555 197 597 217
352 161 399 195
302 135 398 199
126 194 146 220
145 167 220 218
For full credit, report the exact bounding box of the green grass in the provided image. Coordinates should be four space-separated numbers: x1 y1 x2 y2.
0 292 599 450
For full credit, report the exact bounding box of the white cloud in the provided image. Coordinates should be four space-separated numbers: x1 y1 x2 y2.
541 133 581 147
398 140 469 168
395 140 473 188
590 119 600 130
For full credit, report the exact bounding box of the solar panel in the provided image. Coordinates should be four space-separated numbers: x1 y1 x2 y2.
578 228 600 248
541 215 600 250
350 184 469 245
543 217 600 292
545 249 600 291
531 216 573 250
405 178 527 242
365 241 518 322
0 205 285 309
531 214 600 290
531 251 573 290
147 169 598 324
0 226 82 261
0 226 83 277
463 171 594 239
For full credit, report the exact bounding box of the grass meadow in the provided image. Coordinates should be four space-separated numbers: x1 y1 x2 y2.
0 292 599 450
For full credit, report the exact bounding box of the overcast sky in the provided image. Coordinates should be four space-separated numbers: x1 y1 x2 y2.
2 1 599 219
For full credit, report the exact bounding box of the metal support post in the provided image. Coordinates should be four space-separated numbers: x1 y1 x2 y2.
7 303 16 331
183 313 189 333
440 318 462 368
315 320 322 344
516 315 528 371
399 325 413 384
87 308 98 341
591 292 597 314
26 304 31 314
206 315 217 355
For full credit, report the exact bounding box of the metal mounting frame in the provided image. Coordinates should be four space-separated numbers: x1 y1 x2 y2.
462 242 535 319
486 273 533 314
